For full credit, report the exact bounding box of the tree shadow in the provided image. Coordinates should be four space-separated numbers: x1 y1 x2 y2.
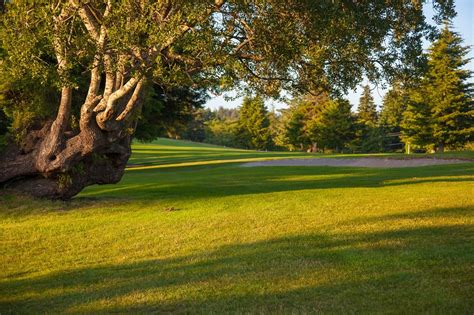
0 163 471 216
1 206 472 313
78 163 474 203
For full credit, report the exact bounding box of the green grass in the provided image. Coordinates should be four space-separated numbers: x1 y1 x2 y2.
1 139 473 313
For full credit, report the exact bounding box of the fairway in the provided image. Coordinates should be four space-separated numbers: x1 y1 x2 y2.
1 139 473 313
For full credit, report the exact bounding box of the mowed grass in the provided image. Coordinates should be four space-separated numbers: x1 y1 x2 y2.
1 139 473 313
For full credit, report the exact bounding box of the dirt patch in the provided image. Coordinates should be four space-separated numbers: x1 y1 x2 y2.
241 158 470 168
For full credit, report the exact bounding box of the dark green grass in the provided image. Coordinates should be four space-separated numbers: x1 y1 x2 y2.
1 139 473 313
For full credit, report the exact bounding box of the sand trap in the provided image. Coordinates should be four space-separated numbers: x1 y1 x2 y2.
242 158 470 168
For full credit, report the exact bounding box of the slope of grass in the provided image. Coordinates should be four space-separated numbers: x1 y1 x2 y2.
1 139 473 313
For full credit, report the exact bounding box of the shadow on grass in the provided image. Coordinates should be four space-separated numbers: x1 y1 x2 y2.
1 206 472 313
0 163 471 216
79 163 474 202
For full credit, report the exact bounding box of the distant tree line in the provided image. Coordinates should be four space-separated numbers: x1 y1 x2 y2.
149 24 472 153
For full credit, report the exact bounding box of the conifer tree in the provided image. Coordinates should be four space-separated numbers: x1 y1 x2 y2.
402 24 473 152
355 85 382 152
380 82 409 130
237 95 272 150
281 110 307 151
357 85 378 126
380 81 409 151
316 99 355 152
424 24 473 152
401 85 434 152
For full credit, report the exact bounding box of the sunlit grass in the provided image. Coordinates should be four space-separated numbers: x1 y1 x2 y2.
1 139 473 313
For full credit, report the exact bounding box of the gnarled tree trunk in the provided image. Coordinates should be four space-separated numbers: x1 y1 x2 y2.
0 2 146 199
0 83 141 199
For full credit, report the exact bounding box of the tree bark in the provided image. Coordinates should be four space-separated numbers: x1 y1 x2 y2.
0 78 143 200
0 115 133 199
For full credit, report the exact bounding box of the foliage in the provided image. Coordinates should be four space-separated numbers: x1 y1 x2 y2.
357 85 378 126
424 24 473 150
352 85 383 153
205 118 240 147
279 93 355 152
134 84 208 142
401 84 435 151
402 24 473 151
315 99 355 152
379 81 410 151
277 108 306 151
236 95 272 150
0 0 457 135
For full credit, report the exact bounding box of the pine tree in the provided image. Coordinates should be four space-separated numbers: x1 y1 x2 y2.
380 82 408 130
424 24 473 152
401 84 434 152
401 24 473 152
237 95 272 150
357 85 378 125
355 85 382 152
316 99 355 152
282 110 307 151
379 81 409 151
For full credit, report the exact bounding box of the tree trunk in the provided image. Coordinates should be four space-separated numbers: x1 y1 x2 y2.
0 79 143 200
0 118 132 200
436 143 445 153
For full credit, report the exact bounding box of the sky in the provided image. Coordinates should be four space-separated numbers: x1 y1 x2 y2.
205 0 474 111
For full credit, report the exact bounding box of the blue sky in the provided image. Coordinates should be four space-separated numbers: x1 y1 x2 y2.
205 0 474 111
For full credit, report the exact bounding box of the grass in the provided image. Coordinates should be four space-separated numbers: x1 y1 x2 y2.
1 138 473 313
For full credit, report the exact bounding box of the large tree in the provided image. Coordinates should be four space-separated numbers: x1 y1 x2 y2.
424 24 473 152
0 0 456 199
402 24 473 152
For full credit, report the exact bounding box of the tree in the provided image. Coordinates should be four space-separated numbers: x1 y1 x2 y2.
357 85 378 125
401 84 435 152
237 95 272 150
316 99 355 152
206 117 239 148
279 93 355 152
424 24 473 151
354 85 382 152
0 1 456 199
180 108 213 143
279 94 325 151
402 24 473 152
379 81 409 151
135 84 208 141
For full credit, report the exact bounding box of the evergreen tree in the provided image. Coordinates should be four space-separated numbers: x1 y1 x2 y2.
357 85 378 125
281 93 328 152
282 110 307 151
424 24 473 151
280 93 355 152
316 99 355 152
237 95 272 150
401 84 434 152
380 82 408 130
379 81 409 151
402 24 473 152
355 85 382 152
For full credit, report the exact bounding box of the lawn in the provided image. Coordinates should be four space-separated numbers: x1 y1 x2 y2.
1 139 473 313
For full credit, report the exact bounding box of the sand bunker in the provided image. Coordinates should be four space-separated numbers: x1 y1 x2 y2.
242 158 469 168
